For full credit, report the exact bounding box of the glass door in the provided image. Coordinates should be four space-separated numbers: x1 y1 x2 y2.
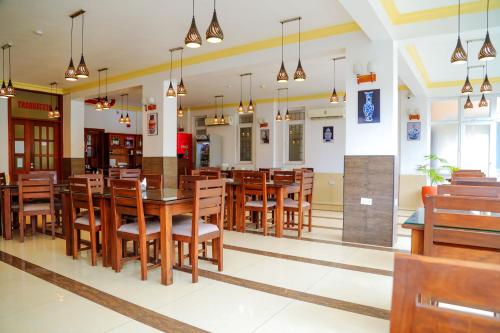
461 123 492 175
32 123 58 172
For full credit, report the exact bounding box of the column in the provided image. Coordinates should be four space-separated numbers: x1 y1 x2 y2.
62 95 85 178
343 38 399 247
142 80 178 188
0 98 8 176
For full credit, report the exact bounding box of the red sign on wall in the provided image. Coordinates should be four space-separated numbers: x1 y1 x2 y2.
17 100 52 111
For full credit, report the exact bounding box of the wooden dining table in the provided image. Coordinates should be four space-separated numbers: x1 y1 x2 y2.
224 179 300 237
1 181 68 240
60 187 194 286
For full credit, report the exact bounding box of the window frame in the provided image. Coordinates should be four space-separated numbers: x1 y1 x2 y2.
237 113 254 164
284 108 306 165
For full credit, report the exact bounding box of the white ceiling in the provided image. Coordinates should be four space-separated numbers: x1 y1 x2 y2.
394 0 477 14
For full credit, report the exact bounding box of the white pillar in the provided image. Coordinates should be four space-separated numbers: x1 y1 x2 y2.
0 98 8 177
62 95 85 177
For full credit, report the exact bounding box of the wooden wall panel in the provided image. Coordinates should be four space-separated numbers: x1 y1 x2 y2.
343 155 398 247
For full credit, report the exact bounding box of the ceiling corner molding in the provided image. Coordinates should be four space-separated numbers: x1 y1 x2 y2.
14 81 64 95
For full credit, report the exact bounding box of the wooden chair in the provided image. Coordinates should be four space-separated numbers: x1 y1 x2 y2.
29 170 57 183
238 171 275 236
120 168 142 180
437 184 500 198
283 170 314 237
191 169 221 179
179 175 208 190
272 170 295 182
110 179 161 280
451 169 485 180
424 195 500 264
17 174 55 242
173 179 225 283
141 174 164 190
452 177 496 183
390 253 500 333
69 177 102 266
74 174 104 193
452 180 500 187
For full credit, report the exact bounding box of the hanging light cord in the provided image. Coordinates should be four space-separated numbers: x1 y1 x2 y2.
81 14 84 56
249 74 252 100
286 88 289 109
169 51 173 80
240 75 243 100
2 48 4 82
281 23 284 61
70 18 74 58
180 49 183 79
214 0 216 11
192 0 195 18
105 69 108 97
97 70 101 98
486 0 490 31
333 59 336 88
458 0 461 37
298 18 301 59
466 41 470 74
8 47 11 79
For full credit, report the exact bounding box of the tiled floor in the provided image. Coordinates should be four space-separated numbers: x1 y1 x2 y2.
0 209 411 332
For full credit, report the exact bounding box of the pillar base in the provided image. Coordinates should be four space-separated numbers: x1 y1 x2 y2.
142 157 178 188
62 158 85 179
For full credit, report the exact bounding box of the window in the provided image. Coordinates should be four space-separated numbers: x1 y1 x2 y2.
286 109 305 163
194 116 207 136
238 114 253 162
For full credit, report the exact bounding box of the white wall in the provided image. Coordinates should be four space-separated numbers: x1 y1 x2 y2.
0 98 8 175
62 97 85 158
84 104 142 135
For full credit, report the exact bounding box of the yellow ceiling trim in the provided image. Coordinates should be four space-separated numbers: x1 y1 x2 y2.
405 45 431 85
64 22 360 94
110 104 142 112
380 0 498 25
14 81 64 95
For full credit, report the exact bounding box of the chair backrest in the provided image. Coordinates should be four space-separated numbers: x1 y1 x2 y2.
108 168 121 179
179 175 208 190
390 253 500 333
452 170 485 180
141 174 164 190
18 174 54 214
452 177 496 183
120 168 142 180
29 170 57 183
272 170 295 183
239 171 267 201
424 195 500 264
74 174 104 193
191 179 226 242
302 170 314 199
0 172 5 185
110 179 145 233
69 177 98 228
191 169 221 179
451 180 500 187
437 184 500 198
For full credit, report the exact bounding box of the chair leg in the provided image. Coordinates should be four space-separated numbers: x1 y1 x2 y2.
51 215 55 239
177 241 184 267
308 207 312 232
31 216 36 235
216 238 223 272
115 238 122 273
42 215 47 235
72 227 79 260
139 237 148 281
262 211 267 237
298 212 303 239
19 214 25 243
90 230 97 266
202 242 207 257
191 242 198 283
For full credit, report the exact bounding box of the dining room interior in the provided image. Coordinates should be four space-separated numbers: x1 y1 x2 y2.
0 0 499 332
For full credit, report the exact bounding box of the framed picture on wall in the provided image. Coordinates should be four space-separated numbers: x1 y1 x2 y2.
323 126 334 143
357 89 380 123
260 128 270 144
147 113 158 136
407 122 421 141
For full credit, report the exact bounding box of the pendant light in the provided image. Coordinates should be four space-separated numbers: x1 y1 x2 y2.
167 49 176 98
247 73 254 113
76 12 89 79
343 93 347 103
0 46 7 99
461 41 473 94
177 48 187 96
95 69 103 111
277 22 288 83
479 0 496 61
185 0 202 48
220 95 225 124
102 68 110 110
330 58 339 104
479 93 488 108
52 82 60 118
294 18 306 82
238 74 244 113
276 88 282 121
65 17 77 81
464 95 473 110
451 0 467 64
5 45 15 98
48 83 54 119
177 96 184 118
119 94 125 124
481 63 492 93
206 0 224 43
124 94 131 125
284 88 290 121
213 95 219 124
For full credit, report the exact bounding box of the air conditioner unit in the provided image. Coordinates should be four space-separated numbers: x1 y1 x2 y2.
308 108 344 120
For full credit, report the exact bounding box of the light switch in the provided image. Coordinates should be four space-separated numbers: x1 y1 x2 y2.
328 180 335 185
360 197 373 206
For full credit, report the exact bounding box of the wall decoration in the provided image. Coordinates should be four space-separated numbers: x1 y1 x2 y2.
147 113 158 136
260 128 270 144
357 89 380 123
323 126 334 143
407 122 421 141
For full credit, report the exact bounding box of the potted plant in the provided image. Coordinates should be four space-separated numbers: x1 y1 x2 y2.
417 155 459 203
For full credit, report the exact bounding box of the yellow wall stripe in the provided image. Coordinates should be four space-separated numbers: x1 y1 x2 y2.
14 82 64 95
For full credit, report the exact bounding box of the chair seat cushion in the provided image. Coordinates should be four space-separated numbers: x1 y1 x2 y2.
284 198 311 208
23 203 51 212
75 212 101 227
118 221 160 235
172 221 219 237
245 200 276 208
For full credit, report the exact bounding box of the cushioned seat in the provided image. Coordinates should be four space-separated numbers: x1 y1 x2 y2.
117 221 160 235
75 212 101 226
22 203 50 212
172 220 219 237
283 198 311 208
245 200 276 208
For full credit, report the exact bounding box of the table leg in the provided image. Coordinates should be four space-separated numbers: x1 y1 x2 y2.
160 205 173 285
235 185 244 232
101 198 111 268
62 192 72 256
411 229 424 255
226 186 234 231
3 188 12 240
275 187 284 238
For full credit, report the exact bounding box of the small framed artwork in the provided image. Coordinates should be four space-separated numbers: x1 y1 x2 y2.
260 128 270 144
323 126 334 143
407 122 421 141
358 89 380 124
147 113 158 136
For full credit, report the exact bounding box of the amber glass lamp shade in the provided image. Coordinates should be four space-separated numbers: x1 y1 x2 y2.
206 10 224 43
247 100 254 113
0 81 7 99
461 75 473 94
102 97 110 110
277 61 288 83
294 60 306 82
276 110 282 121
166 82 176 98
65 58 78 81
464 95 473 110
451 37 467 64
330 89 339 104
177 79 187 96
478 94 488 108
95 99 103 111
76 55 89 78
479 32 496 61
185 17 202 48
481 74 492 93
